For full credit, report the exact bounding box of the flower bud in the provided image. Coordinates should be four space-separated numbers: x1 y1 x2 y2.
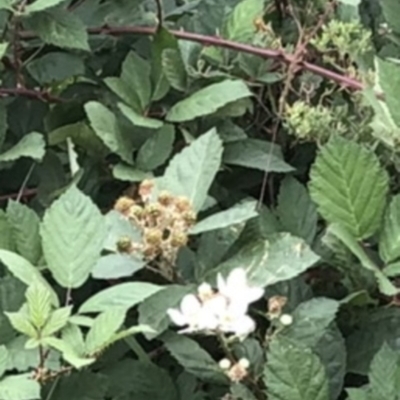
128 205 144 219
182 210 197 225
116 236 132 253
197 283 214 301
158 191 173 206
175 196 191 212
146 203 162 216
279 314 293 326
139 179 154 200
219 358 231 370
238 358 250 369
170 231 188 247
145 228 163 245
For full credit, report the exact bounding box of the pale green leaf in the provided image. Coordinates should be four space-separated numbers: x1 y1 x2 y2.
264 337 330 400
118 103 163 129
24 0 67 13
138 285 194 339
190 199 258 234
377 58 400 128
346 388 368 400
380 0 400 34
85 101 133 164
0 132 45 163
276 176 317 244
160 128 223 211
309 136 389 239
210 233 319 288
25 8 89 51
40 185 107 289
25 283 52 330
166 80 252 122
329 223 398 296
161 331 229 384
5 310 37 338
0 45 7 62
0 0 14 11
79 282 162 313
41 306 72 337
383 262 400 277
85 309 126 355
379 195 400 264
92 253 145 280
0 346 9 378
162 48 187 91
369 343 399 399
223 0 263 42
0 373 41 400
136 124 175 171
0 211 14 251
6 201 41 265
223 139 294 173
0 250 59 307
112 163 153 182
104 77 141 112
61 323 85 356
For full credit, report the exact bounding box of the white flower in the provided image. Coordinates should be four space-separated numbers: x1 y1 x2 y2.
279 313 293 326
238 358 250 369
197 282 214 301
167 294 219 333
217 268 264 309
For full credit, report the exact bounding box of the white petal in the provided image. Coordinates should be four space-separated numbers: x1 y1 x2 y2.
227 299 248 317
180 294 202 316
245 287 264 303
167 309 187 326
226 268 247 290
217 273 227 293
204 294 228 316
232 315 256 336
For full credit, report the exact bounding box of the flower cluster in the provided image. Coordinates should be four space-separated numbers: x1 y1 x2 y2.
167 268 264 339
113 180 196 268
219 357 250 382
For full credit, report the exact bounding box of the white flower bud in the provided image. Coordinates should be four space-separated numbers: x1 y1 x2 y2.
197 283 213 300
279 313 293 326
219 358 232 370
238 358 250 369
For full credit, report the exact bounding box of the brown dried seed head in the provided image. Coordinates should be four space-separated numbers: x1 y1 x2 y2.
114 196 135 214
268 295 287 319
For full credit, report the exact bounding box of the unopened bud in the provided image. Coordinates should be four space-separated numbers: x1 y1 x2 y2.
175 196 191 212
197 283 214 301
145 228 163 245
139 179 154 200
158 191 173 206
170 231 188 247
116 236 132 253
279 314 293 326
238 358 250 369
182 210 197 225
146 203 162 216
219 358 231 370
128 205 144 219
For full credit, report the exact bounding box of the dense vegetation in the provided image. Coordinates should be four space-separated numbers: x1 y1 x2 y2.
0 0 400 399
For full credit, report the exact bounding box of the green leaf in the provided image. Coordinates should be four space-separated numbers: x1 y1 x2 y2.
0 373 41 400
85 309 126 355
0 104 6 151
24 0 67 13
160 128 223 211
136 125 175 171
91 253 145 280
264 337 330 400
190 199 258 235
379 194 400 264
377 58 400 128
0 251 59 307
25 282 52 330
41 306 72 337
118 103 163 130
112 163 153 182
309 136 389 239
346 308 400 374
102 359 178 400
0 211 14 251
79 282 162 314
40 185 106 289
25 8 89 51
0 346 9 378
0 132 45 163
166 80 252 122
369 343 399 399
276 177 317 244
0 43 8 60
162 48 188 91
223 139 294 173
161 331 229 384
283 298 339 346
0 1 14 11
210 233 319 288
223 0 263 42
6 201 41 265
5 309 37 338
380 0 400 34
138 285 194 339
329 223 398 296
26 52 84 85
85 101 133 164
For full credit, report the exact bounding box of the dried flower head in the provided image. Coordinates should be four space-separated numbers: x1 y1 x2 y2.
267 295 287 319
226 358 250 382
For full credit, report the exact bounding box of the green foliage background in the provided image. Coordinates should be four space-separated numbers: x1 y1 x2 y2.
0 0 400 399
